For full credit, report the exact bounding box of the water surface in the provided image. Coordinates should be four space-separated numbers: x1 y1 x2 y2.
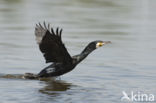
0 0 156 103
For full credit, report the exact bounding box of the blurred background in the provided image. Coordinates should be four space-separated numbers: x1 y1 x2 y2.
0 0 156 103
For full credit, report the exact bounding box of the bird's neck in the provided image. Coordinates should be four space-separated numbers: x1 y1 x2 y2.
81 46 94 58
73 46 95 65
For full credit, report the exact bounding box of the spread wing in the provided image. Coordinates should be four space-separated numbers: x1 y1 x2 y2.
35 22 72 64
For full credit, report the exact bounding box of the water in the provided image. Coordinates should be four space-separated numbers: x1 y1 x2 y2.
0 0 156 103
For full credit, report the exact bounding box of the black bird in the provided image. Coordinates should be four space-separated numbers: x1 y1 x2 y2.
35 22 111 78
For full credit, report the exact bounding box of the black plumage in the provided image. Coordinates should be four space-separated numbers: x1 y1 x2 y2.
35 22 111 77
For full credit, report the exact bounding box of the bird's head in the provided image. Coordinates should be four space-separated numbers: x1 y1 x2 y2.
81 40 111 54
95 40 111 48
85 40 111 51
88 40 111 50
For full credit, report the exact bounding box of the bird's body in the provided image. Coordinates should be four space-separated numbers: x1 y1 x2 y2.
38 62 76 77
35 22 110 78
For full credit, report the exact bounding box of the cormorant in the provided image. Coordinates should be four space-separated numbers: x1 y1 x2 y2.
35 22 111 78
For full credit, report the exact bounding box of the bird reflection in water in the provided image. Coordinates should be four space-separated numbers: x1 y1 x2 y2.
39 79 73 96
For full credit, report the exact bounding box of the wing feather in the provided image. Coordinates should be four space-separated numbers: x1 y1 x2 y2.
35 22 72 64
